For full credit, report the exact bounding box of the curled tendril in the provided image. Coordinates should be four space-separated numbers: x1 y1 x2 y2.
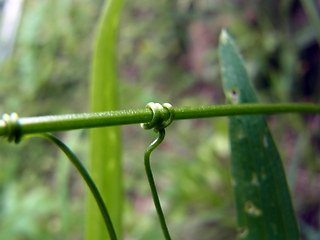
141 102 175 132
141 102 175 240
2 112 21 143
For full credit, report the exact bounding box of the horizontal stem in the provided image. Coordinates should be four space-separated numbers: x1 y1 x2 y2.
1 103 319 137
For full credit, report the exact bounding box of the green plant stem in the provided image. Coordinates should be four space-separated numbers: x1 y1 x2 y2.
25 133 118 240
300 0 320 45
144 129 172 240
1 103 320 137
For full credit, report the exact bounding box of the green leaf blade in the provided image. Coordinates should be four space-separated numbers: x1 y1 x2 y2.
86 0 125 240
219 30 299 240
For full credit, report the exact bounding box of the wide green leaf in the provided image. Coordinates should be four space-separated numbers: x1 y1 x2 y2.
219 30 299 240
86 0 125 239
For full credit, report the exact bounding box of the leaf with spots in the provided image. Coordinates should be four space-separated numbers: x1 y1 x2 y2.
219 30 299 240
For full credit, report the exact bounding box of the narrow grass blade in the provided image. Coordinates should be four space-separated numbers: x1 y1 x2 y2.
219 30 299 240
87 0 124 239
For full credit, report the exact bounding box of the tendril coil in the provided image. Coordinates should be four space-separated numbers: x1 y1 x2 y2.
140 102 175 131
141 102 175 240
2 112 21 143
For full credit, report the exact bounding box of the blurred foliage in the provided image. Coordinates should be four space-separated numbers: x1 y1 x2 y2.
0 0 319 239
87 0 124 239
0 0 102 239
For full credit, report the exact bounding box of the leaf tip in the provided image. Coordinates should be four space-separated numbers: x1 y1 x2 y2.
219 28 230 44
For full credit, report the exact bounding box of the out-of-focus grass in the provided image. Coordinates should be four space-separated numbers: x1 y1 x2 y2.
87 0 124 239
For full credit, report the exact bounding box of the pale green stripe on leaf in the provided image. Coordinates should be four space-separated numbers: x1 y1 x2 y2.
219 30 299 240
86 0 125 240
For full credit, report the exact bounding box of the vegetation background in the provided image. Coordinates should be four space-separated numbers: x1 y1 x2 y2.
0 0 319 239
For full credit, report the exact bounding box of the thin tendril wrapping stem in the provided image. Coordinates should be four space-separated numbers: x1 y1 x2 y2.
144 129 172 240
25 133 118 240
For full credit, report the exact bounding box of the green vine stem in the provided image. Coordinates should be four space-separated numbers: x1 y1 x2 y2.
1 103 319 138
144 129 172 240
24 133 118 240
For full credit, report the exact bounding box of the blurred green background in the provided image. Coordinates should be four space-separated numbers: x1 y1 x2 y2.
0 0 319 239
